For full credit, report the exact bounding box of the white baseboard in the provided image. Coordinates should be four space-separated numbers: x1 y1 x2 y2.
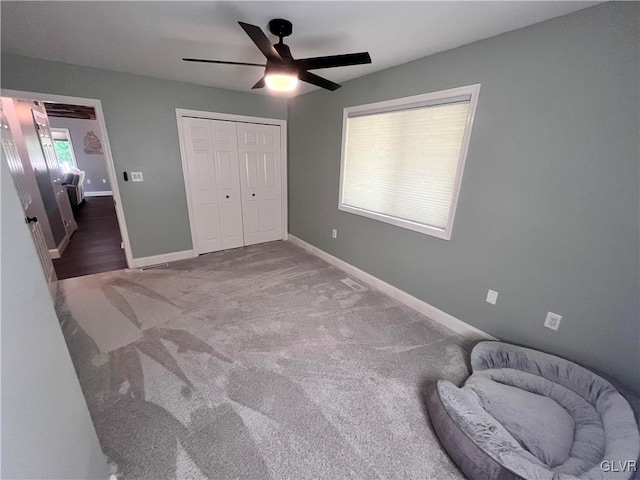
288 234 496 342
130 249 196 268
85 191 113 197
48 229 74 259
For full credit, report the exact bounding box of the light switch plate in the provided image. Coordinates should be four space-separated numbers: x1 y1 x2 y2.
544 312 562 331
486 289 498 305
131 172 144 182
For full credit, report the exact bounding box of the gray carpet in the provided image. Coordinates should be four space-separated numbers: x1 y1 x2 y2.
56 240 473 479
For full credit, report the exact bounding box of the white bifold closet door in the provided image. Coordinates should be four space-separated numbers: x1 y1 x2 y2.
236 123 282 246
182 118 245 253
182 117 282 254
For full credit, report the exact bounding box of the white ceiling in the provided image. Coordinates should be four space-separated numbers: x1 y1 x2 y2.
1 1 599 97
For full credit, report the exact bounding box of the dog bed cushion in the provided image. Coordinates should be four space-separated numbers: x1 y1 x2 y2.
427 341 639 479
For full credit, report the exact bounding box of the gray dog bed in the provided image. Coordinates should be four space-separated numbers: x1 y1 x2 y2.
427 341 640 479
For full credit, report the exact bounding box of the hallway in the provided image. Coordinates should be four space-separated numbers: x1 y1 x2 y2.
53 196 127 279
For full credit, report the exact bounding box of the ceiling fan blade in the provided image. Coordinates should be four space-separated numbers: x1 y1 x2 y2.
252 77 266 89
183 58 265 67
293 52 371 71
238 22 282 61
298 71 341 91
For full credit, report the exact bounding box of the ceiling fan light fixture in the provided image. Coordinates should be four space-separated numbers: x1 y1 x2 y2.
184 19 371 92
265 72 298 92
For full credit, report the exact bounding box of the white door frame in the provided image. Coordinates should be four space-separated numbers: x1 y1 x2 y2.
175 108 288 255
2 88 134 268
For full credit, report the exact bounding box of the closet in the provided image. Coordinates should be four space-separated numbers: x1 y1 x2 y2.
181 117 283 254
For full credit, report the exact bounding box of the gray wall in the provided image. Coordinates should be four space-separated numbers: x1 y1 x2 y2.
49 116 112 193
287 3 640 392
1 54 287 259
1 158 109 479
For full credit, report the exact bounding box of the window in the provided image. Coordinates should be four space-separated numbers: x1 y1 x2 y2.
339 84 480 240
51 128 77 173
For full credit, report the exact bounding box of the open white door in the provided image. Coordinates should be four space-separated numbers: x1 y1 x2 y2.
32 109 77 237
1 102 57 285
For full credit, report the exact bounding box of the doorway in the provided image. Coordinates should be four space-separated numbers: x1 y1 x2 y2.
1 89 133 280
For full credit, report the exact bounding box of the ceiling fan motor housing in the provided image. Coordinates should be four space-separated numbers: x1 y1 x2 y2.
269 19 293 39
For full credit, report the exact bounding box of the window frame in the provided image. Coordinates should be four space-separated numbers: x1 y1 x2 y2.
50 127 79 173
338 84 480 240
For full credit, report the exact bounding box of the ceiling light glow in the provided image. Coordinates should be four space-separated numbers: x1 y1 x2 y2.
265 73 298 92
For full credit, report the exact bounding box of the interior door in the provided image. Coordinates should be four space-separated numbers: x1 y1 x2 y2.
182 117 244 254
1 103 57 284
236 123 282 246
32 109 77 236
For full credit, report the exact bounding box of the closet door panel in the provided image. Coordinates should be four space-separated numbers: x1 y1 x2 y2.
240 151 260 237
262 199 278 231
183 118 222 254
237 124 282 246
215 151 237 244
210 122 244 251
195 202 221 246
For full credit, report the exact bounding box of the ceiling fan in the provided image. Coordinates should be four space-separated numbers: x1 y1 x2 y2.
183 19 372 92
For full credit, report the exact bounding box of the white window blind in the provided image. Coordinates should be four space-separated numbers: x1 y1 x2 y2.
339 85 479 239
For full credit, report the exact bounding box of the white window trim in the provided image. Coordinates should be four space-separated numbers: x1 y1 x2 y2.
338 83 480 240
50 127 79 172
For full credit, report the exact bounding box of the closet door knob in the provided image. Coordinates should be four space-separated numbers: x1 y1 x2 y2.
252 193 255 197
226 195 229 199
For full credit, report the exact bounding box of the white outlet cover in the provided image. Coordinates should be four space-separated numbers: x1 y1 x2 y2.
486 289 498 305
544 312 562 331
86 179 91 184
102 178 107 183
332 229 337 239
131 172 144 182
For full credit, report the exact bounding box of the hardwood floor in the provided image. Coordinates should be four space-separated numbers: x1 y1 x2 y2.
53 196 127 280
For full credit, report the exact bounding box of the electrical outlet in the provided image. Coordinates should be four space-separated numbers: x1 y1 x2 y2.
486 289 498 305
544 312 562 331
131 172 144 182
102 178 107 183
332 229 337 239
86 179 91 184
